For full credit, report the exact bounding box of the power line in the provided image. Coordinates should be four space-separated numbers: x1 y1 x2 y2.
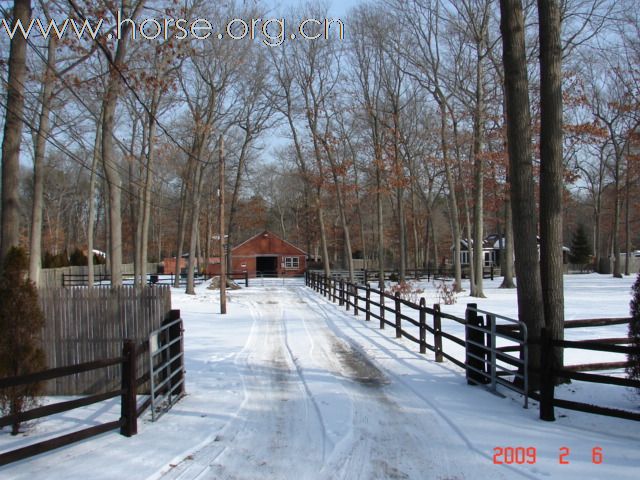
0 3 192 191
0 94 182 214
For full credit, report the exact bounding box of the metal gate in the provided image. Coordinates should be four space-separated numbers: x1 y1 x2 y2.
149 314 185 421
465 304 529 408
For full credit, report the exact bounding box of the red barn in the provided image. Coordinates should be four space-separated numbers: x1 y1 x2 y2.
207 230 306 277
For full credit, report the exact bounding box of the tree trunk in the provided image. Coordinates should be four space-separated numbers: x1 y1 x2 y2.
500 0 545 389
538 0 565 374
173 183 188 288
322 138 354 282
612 168 622 278
472 46 486 298
134 120 145 287
87 113 102 287
376 161 385 289
411 186 420 270
1 0 30 263
500 197 516 288
29 34 57 286
227 133 251 260
438 105 462 291
140 97 158 286
624 150 630 276
186 161 204 295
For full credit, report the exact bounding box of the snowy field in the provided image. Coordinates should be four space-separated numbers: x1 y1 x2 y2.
1 273 639 479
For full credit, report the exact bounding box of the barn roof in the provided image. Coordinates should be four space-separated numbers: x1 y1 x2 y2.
232 230 307 256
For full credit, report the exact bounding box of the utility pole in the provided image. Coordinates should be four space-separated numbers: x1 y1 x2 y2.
219 136 227 314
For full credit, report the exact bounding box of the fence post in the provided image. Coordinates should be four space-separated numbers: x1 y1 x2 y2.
380 289 385 329
353 284 358 316
395 292 401 338
245 271 249 287
419 298 426 354
332 278 337 303
540 327 556 421
120 339 137 437
487 314 496 391
465 303 487 385
433 304 443 362
365 286 371 321
364 269 368 285
346 281 350 312
338 279 344 306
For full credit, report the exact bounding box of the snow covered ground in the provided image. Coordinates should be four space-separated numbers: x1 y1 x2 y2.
1 274 639 479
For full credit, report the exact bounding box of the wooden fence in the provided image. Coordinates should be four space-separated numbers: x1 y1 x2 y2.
0 339 143 466
39 263 159 288
305 271 529 405
309 266 498 285
0 315 185 466
37 286 172 395
306 271 640 422
538 321 640 422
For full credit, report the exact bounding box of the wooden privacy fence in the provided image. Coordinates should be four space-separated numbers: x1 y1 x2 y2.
305 271 529 406
37 286 172 395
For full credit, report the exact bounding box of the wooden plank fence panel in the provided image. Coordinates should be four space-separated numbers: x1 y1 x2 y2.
37 286 171 395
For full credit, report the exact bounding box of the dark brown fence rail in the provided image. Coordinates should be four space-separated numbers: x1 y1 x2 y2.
307 272 638 422
538 324 640 422
0 340 143 466
0 309 185 466
305 271 528 406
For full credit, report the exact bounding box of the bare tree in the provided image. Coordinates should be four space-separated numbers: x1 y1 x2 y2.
499 0 545 388
538 0 566 371
1 0 30 263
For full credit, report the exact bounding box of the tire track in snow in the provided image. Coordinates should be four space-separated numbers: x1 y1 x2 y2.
267 286 442 479
298 284 541 480
155 298 265 480
188 293 326 479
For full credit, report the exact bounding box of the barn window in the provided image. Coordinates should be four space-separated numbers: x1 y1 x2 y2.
284 257 299 269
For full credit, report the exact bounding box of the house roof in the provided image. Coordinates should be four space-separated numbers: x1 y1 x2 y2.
454 234 571 251
232 230 307 256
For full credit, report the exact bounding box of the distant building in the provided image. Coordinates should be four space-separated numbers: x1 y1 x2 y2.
161 255 220 275
451 234 570 273
207 230 306 277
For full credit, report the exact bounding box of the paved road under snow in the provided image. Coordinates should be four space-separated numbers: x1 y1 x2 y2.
161 283 504 480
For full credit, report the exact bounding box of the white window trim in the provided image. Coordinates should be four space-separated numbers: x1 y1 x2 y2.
284 256 300 269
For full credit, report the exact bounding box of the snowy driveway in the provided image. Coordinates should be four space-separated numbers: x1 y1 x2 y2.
2 278 638 480
163 282 501 480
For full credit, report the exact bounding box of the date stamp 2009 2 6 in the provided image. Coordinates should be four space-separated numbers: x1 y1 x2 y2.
492 446 603 465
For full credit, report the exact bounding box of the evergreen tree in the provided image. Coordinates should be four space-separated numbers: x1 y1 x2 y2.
0 247 46 435
570 224 591 267
628 272 640 394
69 248 88 267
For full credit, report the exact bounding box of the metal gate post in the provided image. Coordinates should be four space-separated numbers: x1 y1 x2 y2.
465 303 487 385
